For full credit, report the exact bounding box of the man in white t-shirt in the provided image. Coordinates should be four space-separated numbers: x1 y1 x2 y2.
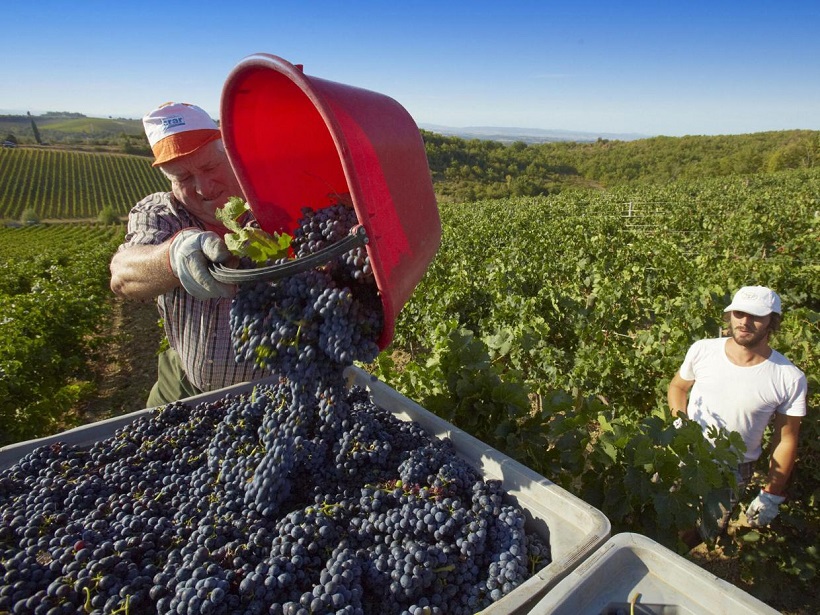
668 285 807 545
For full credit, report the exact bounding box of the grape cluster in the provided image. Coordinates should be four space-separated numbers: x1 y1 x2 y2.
291 204 372 283
229 203 381 381
227 203 385 527
1 200 551 614
0 387 551 614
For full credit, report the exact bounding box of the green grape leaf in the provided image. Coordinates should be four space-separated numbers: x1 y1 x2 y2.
742 530 761 543
216 196 292 265
215 196 249 233
242 228 292 264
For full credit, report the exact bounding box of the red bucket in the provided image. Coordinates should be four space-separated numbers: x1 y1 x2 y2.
220 53 441 350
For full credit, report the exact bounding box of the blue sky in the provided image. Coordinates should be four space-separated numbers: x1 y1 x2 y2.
2 1 818 137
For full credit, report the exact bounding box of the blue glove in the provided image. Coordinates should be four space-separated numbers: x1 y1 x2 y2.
745 490 786 527
168 229 234 300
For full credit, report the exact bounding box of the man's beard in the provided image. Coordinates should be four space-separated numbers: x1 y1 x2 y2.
729 322 769 347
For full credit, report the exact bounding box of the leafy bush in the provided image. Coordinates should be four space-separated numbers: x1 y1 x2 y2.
97 205 120 225
19 208 39 225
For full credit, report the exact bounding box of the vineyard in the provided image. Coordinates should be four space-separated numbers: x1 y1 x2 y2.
0 224 125 444
0 145 818 612
381 168 819 611
0 147 165 221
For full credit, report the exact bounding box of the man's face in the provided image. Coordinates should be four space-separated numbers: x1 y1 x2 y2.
728 310 772 348
160 140 243 229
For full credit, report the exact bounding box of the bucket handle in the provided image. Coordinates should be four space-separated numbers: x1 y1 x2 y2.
210 225 369 284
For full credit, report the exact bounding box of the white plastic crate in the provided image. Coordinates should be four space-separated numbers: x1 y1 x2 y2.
530 532 780 614
0 366 611 613
347 367 611 613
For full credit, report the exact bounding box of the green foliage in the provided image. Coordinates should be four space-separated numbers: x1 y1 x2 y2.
121 135 152 156
730 499 819 598
19 208 39 225
97 205 120 225
0 225 125 444
422 129 820 201
373 321 547 473
580 414 746 550
374 322 747 553
216 197 292 264
394 170 819 401
379 167 819 609
27 112 42 145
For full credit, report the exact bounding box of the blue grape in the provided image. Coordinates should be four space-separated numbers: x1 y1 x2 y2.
0 202 551 614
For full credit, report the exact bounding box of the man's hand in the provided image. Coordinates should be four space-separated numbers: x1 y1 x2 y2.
168 229 234 300
745 490 786 527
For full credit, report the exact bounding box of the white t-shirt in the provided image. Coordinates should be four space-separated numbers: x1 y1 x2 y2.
679 337 807 462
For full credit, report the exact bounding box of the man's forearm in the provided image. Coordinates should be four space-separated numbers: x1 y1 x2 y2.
765 435 799 496
110 242 179 300
668 390 688 416
764 414 802 496
667 373 692 416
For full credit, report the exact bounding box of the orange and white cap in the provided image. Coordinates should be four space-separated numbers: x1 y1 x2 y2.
142 102 221 167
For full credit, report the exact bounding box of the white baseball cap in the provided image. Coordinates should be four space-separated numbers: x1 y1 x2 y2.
142 102 221 166
724 286 782 316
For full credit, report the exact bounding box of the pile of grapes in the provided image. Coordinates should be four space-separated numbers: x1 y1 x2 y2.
0 203 551 615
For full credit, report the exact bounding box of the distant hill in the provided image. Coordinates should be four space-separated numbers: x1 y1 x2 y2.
35 116 144 136
0 113 149 154
419 124 649 144
1 113 143 135
421 127 820 202
2 113 649 146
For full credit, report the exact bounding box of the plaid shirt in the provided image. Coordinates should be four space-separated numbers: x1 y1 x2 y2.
119 192 271 391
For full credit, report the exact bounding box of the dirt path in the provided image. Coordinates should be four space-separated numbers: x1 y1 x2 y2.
73 297 163 424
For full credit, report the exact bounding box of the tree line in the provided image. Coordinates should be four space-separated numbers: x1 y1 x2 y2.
422 129 820 201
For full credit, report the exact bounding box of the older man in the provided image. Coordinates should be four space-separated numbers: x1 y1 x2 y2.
110 102 269 406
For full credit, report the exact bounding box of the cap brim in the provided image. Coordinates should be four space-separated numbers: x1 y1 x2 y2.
152 129 221 166
723 303 773 316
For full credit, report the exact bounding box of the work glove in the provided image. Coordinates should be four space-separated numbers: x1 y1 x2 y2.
745 490 786 527
168 229 234 300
